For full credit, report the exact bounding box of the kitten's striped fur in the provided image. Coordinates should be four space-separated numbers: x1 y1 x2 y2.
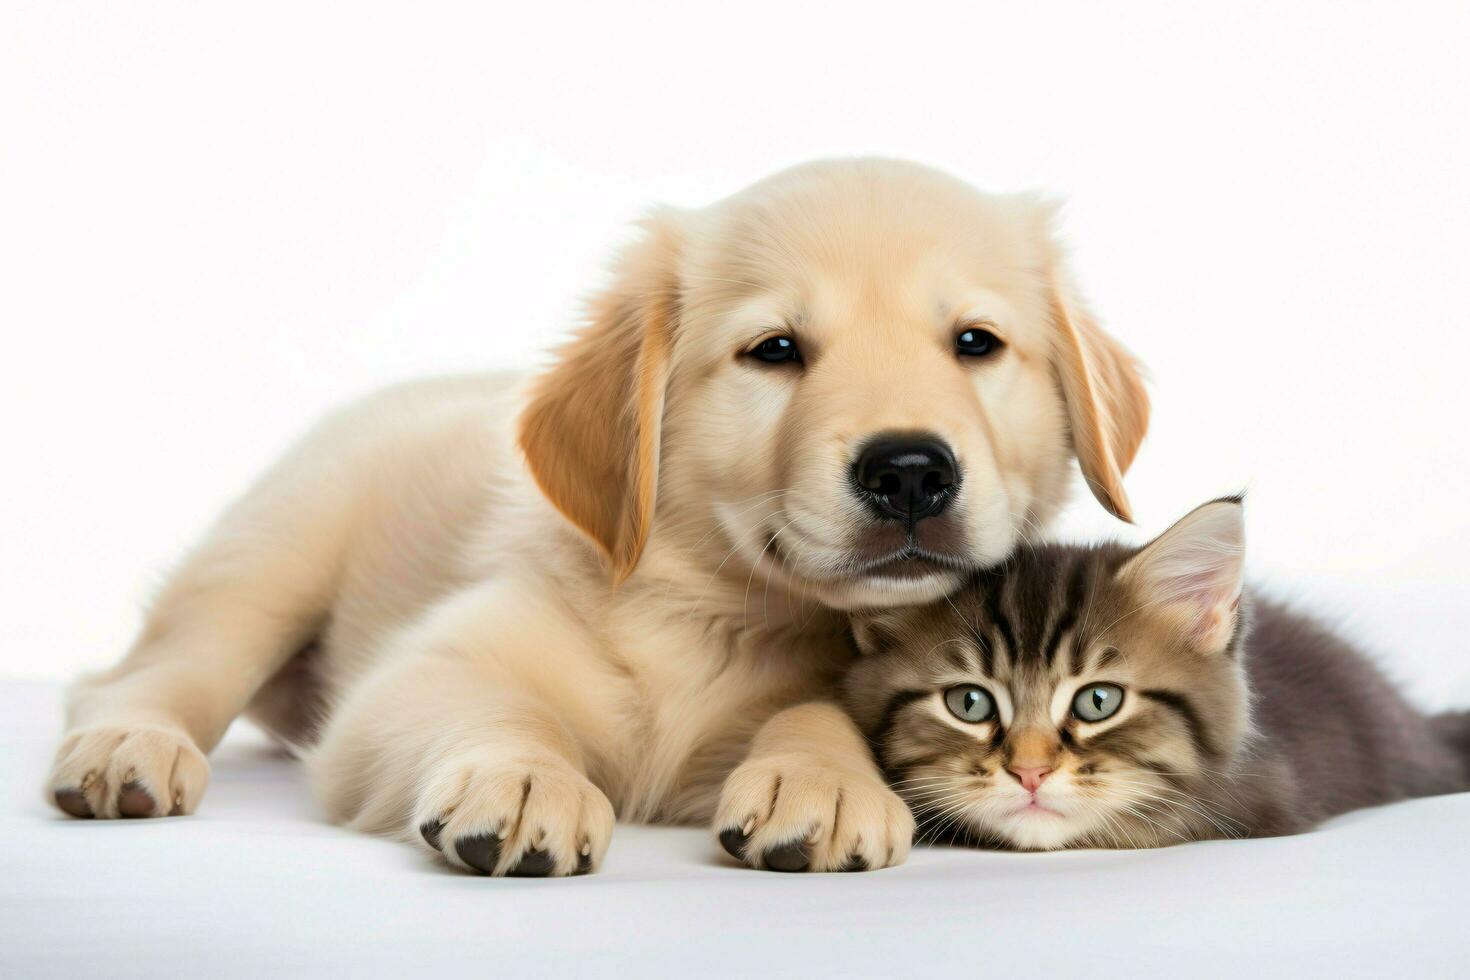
844 499 1470 851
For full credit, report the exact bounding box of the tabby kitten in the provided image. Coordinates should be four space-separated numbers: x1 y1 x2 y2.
844 498 1470 850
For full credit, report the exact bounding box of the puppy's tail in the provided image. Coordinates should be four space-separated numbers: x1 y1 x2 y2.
266 730 312 762
1429 709 1470 787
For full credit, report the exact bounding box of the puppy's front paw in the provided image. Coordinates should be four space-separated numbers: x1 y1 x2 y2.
414 754 614 877
714 756 914 872
48 726 209 819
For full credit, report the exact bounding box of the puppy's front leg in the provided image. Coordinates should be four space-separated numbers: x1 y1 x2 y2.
715 702 914 872
308 583 617 877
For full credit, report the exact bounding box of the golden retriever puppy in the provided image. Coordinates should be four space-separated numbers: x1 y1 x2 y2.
46 158 1148 875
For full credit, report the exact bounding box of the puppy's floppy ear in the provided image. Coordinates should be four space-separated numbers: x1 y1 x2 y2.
518 209 684 584
1119 497 1246 654
1047 273 1150 523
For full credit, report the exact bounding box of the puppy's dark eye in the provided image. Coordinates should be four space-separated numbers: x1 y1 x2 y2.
747 335 801 365
955 327 1002 358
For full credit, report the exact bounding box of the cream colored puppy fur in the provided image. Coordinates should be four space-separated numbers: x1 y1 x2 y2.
47 159 1148 876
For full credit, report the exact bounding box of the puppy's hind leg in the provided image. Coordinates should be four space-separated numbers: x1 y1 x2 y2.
49 431 366 820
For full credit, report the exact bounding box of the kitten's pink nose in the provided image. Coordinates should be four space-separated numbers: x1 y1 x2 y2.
1009 766 1052 793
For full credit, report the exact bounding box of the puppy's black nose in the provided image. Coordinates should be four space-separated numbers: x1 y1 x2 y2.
853 434 959 523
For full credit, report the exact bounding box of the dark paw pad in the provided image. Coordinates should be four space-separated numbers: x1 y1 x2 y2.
454 833 503 875
762 840 810 873
419 818 444 851
719 826 750 861
117 781 156 818
575 851 593 875
54 789 93 819
840 854 869 872
508 848 556 877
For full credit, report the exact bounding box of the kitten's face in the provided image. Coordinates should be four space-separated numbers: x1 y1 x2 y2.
844 500 1251 850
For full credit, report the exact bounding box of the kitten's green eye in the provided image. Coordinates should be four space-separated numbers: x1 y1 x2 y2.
1072 684 1125 722
944 685 996 724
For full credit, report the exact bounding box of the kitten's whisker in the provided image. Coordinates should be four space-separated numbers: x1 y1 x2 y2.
1143 764 1258 811
913 795 979 845
893 782 972 795
1079 797 1142 849
1115 802 1189 845
1113 785 1245 839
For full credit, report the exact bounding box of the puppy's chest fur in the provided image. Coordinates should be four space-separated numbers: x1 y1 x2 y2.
598 590 852 825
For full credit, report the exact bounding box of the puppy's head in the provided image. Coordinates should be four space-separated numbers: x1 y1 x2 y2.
519 159 1148 609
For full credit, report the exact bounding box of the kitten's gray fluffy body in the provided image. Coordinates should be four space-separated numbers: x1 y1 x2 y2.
1243 600 1468 833
844 499 1470 850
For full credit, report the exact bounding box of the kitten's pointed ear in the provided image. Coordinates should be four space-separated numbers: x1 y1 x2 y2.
1119 498 1246 654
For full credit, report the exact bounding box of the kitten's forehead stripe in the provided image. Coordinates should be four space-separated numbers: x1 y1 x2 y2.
982 574 1019 674
1054 556 1091 671
1008 551 1052 656
966 547 1109 678
973 634 994 678
1042 605 1077 669
1047 553 1073 653
942 642 971 675
1058 631 1083 679
973 639 995 676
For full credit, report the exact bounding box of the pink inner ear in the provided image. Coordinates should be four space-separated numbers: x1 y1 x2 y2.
1174 571 1241 648
1177 568 1235 607
1146 541 1242 648
1130 500 1246 650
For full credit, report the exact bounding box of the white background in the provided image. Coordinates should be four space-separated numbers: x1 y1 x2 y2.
2 2 1467 706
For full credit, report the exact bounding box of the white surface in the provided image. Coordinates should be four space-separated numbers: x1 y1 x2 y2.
2 2 1469 709
3 681 1468 978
